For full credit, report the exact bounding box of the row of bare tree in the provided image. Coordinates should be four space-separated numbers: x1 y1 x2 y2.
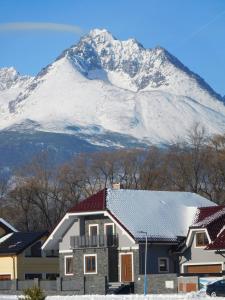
1 125 225 232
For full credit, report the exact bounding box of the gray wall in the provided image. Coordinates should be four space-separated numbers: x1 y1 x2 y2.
180 230 225 273
116 224 135 248
59 219 79 251
139 244 176 274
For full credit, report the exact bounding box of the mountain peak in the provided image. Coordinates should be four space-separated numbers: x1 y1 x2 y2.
0 67 21 90
88 28 116 42
1 29 225 148
0 66 18 78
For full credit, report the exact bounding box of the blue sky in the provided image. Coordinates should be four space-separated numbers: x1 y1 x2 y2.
0 0 225 95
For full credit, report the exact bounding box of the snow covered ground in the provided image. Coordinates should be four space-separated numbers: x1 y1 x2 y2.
0 294 224 300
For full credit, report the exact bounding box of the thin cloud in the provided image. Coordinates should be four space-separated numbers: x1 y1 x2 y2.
0 22 84 34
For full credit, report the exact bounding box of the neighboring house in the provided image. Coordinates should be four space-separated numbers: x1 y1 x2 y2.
42 188 214 294
0 231 59 280
180 205 225 275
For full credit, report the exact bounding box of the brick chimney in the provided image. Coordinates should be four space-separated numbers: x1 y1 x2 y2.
112 183 121 190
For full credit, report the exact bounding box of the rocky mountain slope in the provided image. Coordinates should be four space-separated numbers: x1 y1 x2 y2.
0 29 225 161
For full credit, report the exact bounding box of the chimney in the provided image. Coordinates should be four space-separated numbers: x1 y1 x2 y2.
112 183 121 190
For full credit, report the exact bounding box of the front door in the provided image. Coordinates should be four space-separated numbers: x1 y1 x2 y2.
121 254 132 282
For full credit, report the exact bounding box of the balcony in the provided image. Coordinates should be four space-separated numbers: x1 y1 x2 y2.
70 234 118 249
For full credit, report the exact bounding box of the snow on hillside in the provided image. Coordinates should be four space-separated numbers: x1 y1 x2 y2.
0 29 225 146
0 67 33 116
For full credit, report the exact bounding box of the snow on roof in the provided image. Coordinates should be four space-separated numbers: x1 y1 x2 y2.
193 207 225 228
0 233 13 244
106 189 216 240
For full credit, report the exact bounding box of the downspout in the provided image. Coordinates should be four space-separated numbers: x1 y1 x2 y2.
11 256 16 279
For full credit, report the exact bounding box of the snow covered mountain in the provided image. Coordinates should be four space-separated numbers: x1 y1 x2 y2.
1 28 225 148
0 67 33 117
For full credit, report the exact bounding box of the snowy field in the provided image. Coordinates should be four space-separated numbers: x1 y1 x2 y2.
0 294 225 300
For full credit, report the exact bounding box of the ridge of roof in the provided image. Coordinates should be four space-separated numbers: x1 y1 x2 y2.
106 188 205 194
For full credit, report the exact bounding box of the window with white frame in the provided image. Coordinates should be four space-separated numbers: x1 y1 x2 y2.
195 232 208 247
64 256 73 275
84 254 97 274
104 223 114 236
88 224 99 236
158 257 169 273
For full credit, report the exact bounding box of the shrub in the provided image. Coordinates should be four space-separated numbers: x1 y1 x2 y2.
23 286 45 300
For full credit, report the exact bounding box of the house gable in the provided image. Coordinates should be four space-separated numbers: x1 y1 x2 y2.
180 205 225 274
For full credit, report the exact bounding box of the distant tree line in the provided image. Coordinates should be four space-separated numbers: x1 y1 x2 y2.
1 124 225 232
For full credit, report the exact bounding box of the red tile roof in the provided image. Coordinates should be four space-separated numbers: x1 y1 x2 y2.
69 189 106 213
191 205 225 251
207 215 225 241
193 206 224 224
206 228 225 250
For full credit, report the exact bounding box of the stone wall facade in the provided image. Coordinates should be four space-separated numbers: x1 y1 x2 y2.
60 247 110 294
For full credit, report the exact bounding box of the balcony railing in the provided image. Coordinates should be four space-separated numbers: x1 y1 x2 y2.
70 234 118 249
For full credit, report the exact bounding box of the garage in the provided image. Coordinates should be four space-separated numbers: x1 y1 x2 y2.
186 264 222 274
0 274 11 281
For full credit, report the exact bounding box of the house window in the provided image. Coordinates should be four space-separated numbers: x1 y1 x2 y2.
104 223 114 236
84 254 97 274
158 258 169 273
196 232 208 247
89 224 99 236
64 256 73 275
46 273 59 280
25 273 42 280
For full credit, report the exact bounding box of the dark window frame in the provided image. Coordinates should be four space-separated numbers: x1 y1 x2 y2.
65 256 73 275
158 257 169 273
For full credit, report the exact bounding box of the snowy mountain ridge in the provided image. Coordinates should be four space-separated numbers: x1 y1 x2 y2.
1 28 225 146
0 67 31 91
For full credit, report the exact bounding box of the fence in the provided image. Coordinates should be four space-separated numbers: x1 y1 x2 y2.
0 277 83 293
0 276 107 295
